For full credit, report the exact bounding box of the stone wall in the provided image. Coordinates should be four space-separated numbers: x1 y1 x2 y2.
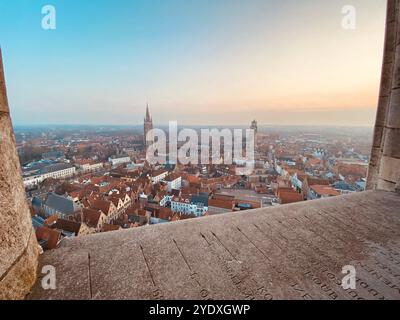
368 0 400 192
0 49 39 299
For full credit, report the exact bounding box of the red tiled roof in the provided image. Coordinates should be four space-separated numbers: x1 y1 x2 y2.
101 224 120 233
306 177 330 186
209 198 234 210
152 169 168 177
90 199 113 215
181 186 199 195
164 173 181 182
52 219 82 235
310 185 340 197
36 227 61 250
278 189 304 204
213 194 235 201
157 207 173 220
183 174 200 184
82 208 102 228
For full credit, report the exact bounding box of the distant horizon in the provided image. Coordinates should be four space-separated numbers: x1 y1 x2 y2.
13 122 374 129
10 107 379 128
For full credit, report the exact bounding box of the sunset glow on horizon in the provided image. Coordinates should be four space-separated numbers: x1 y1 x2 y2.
0 0 387 126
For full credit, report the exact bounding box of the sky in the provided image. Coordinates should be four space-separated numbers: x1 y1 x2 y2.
0 0 387 127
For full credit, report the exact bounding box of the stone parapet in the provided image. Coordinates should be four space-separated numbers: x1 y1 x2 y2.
28 191 400 300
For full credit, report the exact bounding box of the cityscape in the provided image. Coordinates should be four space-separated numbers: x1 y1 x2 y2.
18 106 373 251
2 0 400 305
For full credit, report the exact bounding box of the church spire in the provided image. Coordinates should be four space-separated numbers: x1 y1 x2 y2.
145 103 151 122
144 103 153 150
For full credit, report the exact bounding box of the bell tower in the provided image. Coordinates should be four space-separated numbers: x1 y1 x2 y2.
144 103 153 150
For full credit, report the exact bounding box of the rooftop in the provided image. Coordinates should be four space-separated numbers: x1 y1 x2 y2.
44 193 81 215
28 190 400 300
310 185 341 197
39 163 74 174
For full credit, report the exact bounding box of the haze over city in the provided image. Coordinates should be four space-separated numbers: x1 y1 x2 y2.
0 0 386 126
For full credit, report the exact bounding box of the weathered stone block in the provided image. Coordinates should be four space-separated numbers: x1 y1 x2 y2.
384 21 396 62
28 249 90 300
0 232 38 300
391 44 400 89
372 126 385 148
368 147 381 167
387 88 400 128
366 163 378 190
0 114 34 277
376 178 397 192
379 155 400 183
375 96 389 126
383 128 400 158
380 62 394 96
387 0 397 24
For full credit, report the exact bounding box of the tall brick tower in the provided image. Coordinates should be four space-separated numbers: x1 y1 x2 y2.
144 103 153 150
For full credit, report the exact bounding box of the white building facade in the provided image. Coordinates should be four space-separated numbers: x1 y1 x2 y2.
151 170 168 185
171 197 208 217
109 156 131 167
165 176 182 192
23 164 76 188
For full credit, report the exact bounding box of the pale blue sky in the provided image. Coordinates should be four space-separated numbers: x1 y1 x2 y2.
0 0 387 126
